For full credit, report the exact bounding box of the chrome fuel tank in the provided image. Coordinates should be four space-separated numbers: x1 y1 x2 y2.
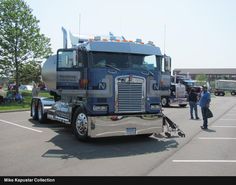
41 55 57 90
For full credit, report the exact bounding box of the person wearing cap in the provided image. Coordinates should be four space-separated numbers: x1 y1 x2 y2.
188 88 200 120
199 85 211 129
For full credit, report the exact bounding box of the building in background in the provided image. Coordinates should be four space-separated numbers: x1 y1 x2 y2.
173 68 236 81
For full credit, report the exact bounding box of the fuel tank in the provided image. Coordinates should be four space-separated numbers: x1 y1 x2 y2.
41 55 57 90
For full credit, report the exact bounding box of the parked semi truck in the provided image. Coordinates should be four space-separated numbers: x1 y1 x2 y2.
161 82 188 107
160 73 188 107
30 31 184 141
214 79 236 96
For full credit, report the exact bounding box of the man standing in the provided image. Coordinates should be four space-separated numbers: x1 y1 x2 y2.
188 88 199 120
32 82 40 97
199 86 211 129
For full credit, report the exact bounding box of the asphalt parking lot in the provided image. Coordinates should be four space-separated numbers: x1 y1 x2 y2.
0 96 236 176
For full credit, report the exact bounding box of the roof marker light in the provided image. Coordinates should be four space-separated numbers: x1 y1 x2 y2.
147 41 155 46
94 36 101 41
136 39 142 43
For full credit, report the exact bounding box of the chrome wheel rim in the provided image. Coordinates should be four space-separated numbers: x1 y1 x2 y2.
75 113 88 136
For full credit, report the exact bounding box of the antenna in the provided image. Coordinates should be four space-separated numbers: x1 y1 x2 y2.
164 24 166 54
79 14 81 40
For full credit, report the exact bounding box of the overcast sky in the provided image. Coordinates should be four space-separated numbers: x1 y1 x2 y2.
25 0 236 69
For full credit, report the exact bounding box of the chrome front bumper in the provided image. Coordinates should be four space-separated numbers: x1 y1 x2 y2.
87 114 163 138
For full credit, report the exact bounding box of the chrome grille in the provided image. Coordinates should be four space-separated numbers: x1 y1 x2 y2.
117 82 144 113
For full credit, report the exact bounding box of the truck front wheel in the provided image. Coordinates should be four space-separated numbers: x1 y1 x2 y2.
161 97 170 107
72 108 89 141
37 101 47 123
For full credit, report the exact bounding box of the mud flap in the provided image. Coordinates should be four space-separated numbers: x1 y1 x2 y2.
162 114 186 138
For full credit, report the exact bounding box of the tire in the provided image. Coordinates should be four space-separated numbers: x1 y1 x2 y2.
161 97 169 107
72 107 89 141
179 104 187 107
31 99 38 120
231 91 236 96
37 101 47 123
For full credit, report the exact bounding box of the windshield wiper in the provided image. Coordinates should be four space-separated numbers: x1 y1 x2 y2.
141 69 154 76
105 64 120 72
147 70 154 76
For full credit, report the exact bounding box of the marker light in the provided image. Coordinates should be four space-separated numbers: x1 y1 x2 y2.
150 104 161 110
94 36 101 41
79 79 89 89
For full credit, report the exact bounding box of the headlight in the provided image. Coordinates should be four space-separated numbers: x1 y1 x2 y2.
150 104 161 110
93 105 108 111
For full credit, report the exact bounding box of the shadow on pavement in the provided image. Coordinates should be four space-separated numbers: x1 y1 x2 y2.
29 119 179 160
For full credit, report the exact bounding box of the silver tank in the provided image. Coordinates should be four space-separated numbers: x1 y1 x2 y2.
41 55 57 90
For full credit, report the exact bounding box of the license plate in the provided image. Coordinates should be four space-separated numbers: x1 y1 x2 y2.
126 128 136 135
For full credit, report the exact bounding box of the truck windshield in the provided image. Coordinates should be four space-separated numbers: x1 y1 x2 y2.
91 52 159 71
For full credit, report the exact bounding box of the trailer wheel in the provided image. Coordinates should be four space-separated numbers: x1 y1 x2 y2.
220 92 225 96
37 101 47 123
31 99 38 120
72 108 89 141
231 91 236 96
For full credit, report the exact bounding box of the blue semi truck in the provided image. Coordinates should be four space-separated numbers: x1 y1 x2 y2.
30 32 184 141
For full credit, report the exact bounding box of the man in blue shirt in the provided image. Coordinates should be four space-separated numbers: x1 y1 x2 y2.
199 86 211 129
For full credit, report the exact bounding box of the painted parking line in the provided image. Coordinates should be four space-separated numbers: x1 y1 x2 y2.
220 119 236 121
0 119 42 133
173 160 236 163
212 126 236 128
198 137 236 140
224 114 236 116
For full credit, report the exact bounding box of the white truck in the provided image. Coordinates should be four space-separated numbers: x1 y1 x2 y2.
214 79 236 96
30 30 185 141
161 82 188 107
160 74 188 107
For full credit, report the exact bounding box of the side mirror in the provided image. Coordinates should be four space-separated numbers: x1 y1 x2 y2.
72 50 77 66
65 56 69 66
164 56 171 72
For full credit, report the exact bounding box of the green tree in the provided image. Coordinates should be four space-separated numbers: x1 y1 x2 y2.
0 0 52 92
195 74 207 82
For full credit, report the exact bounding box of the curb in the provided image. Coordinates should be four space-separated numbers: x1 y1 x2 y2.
0 109 30 113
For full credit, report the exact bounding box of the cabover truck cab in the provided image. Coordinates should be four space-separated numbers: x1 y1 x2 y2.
31 36 171 141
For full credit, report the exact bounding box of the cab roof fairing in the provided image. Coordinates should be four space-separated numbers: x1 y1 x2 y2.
77 41 163 56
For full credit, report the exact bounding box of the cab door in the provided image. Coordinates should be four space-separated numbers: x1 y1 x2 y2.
56 49 88 90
